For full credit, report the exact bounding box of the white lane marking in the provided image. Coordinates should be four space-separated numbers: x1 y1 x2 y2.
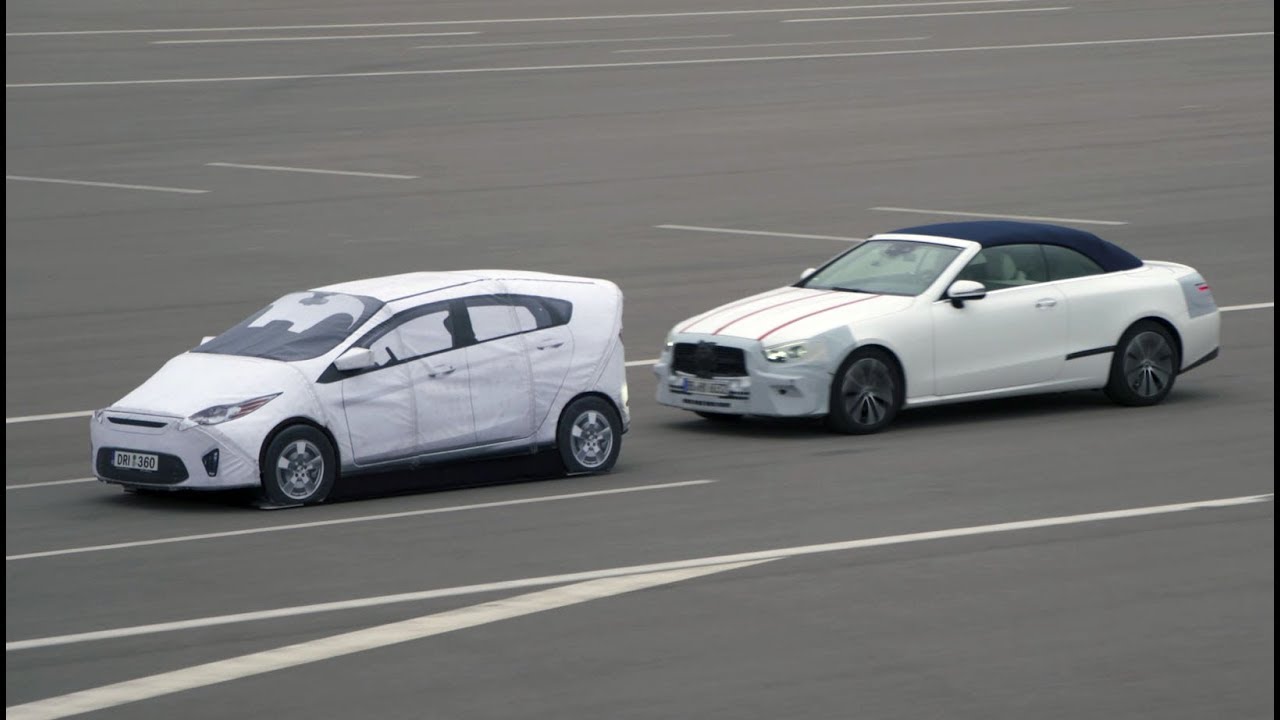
656 224 864 242
5 175 207 194
1221 302 1274 312
5 561 768 720
614 37 929 53
4 480 716 561
625 358 659 367
783 6 1071 22
871 206 1129 225
153 31 479 44
415 34 734 50
5 2 1039 36
9 32 1271 88
205 162 418 180
8 493 1269 653
5 410 93 425
7 478 96 491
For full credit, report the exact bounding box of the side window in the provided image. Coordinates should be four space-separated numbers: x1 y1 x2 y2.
363 305 455 367
468 303 523 342
956 244 1047 289
465 295 574 342
1044 245 1105 281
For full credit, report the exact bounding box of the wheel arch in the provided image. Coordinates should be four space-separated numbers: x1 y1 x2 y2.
258 417 341 482
1126 316 1184 367
837 343 908 402
555 391 622 447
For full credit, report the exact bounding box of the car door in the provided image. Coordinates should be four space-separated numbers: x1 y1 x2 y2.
931 244 1068 396
462 291 536 446
340 300 475 465
499 287 575 431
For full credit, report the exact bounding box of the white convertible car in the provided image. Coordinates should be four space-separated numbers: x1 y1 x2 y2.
655 221 1220 433
91 271 628 504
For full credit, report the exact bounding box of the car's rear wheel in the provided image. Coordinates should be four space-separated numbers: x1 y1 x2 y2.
558 396 622 474
1106 320 1180 407
695 411 742 423
262 425 337 505
826 348 903 434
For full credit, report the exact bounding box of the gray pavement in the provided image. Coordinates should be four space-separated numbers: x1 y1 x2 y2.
6 0 1274 718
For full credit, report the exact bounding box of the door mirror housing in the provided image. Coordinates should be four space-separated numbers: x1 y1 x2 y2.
947 280 988 308
800 267 817 280
335 347 376 372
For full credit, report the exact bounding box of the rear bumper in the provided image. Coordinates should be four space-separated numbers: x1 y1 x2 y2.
89 411 260 490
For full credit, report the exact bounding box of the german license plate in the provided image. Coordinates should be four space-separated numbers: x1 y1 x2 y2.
683 378 732 396
113 450 159 472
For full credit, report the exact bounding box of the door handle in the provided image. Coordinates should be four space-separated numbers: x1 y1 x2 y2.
536 341 565 350
1035 298 1058 309
427 364 456 378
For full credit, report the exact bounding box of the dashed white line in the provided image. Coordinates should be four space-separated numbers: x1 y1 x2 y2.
416 34 734 50
6 175 208 194
153 31 480 44
1221 302 1274 312
871 206 1129 225
5 561 768 720
5 2 1038 36
6 478 96 491
656 224 864 242
206 162 418 180
8 32 1271 88
615 37 929 53
783 6 1071 22
4 480 716 561
6 410 93 425
7 492 1269 653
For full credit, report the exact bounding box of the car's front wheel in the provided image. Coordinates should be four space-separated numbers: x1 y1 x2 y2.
262 425 337 505
1106 320 1180 407
558 396 622 474
826 348 903 434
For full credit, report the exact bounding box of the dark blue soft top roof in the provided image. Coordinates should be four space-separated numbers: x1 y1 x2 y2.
888 220 1143 272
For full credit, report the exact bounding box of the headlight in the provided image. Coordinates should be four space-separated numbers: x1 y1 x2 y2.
92 409 106 424
763 341 811 363
664 329 676 351
186 393 281 426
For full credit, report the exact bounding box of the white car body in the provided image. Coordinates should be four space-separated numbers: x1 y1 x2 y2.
655 221 1220 419
91 270 628 491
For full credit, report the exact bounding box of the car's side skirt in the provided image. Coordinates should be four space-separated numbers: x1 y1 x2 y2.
905 377 1103 407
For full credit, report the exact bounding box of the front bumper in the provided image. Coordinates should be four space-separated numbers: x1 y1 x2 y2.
89 410 260 490
653 338 833 417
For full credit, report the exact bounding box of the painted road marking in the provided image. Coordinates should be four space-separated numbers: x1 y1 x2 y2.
4 480 716 560
6 175 207 194
6 478 96 491
5 561 769 720
5 410 93 425
206 162 419 179
416 34 734 50
614 37 929 53
8 492 1270 652
153 31 480 44
8 32 1271 88
783 6 1071 22
870 206 1129 225
656 224 864 242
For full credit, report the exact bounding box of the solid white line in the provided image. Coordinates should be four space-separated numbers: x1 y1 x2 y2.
5 2 1038 36
5 561 768 720
871 206 1128 225
206 162 418 179
8 492 1269 653
625 358 659 367
783 6 1071 22
11 32 1270 88
1221 302 1274 312
615 37 929 53
154 31 480 44
415 34 734 50
5 410 93 425
5 175 207 194
657 224 864 242
4 480 716 561
7 478 96 491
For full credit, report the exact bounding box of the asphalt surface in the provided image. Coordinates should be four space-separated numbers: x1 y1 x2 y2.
5 0 1274 718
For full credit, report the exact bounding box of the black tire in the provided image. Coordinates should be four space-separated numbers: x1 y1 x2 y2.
261 425 337 505
695 411 742 423
557 396 622 475
1105 320 1180 407
826 347 904 434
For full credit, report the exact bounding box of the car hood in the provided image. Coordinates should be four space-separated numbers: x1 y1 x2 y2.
676 287 913 343
112 352 310 418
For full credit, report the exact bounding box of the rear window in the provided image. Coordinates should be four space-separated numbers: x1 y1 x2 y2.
195 291 383 361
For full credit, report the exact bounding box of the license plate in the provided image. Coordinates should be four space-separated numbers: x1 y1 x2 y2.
683 378 733 396
113 450 159 472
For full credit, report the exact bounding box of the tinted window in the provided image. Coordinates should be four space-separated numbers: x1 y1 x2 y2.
465 295 573 342
956 244 1048 290
1044 245 1105 280
802 240 963 296
367 308 454 367
469 304 524 342
195 291 383 362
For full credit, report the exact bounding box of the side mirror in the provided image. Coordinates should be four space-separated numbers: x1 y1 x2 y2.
334 347 376 372
200 336 216 345
800 267 817 280
947 280 988 308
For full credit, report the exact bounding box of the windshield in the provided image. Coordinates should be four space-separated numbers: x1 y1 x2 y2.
800 240 963 296
194 291 384 362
